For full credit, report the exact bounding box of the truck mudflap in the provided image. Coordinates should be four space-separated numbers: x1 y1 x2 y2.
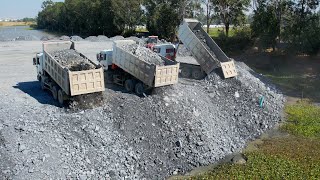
220 60 237 79
69 68 105 96
154 63 180 87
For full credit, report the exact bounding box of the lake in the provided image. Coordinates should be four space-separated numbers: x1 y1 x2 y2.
0 26 56 41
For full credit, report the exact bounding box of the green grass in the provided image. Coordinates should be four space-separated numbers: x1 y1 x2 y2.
206 27 236 37
183 102 320 180
283 101 320 137
191 136 320 180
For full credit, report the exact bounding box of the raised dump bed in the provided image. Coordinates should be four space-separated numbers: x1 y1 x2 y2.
112 40 180 88
178 19 237 78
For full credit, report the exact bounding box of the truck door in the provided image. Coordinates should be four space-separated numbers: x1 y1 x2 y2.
165 48 175 60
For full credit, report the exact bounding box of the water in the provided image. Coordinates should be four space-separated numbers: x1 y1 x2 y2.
0 26 56 41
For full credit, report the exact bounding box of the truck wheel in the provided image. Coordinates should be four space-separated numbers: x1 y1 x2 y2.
192 70 205 80
125 79 134 92
135 83 145 95
57 89 64 106
40 78 45 90
52 86 58 100
180 67 191 78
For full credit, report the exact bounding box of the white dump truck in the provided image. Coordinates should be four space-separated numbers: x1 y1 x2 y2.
33 41 105 105
97 40 180 95
177 19 237 79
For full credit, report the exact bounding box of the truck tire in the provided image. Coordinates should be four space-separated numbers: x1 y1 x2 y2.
40 77 46 90
135 83 144 95
57 89 64 106
52 86 58 100
192 70 205 80
180 67 191 78
125 79 134 92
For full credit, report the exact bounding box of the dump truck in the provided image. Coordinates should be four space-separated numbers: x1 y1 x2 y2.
33 41 105 105
177 18 237 79
97 40 180 95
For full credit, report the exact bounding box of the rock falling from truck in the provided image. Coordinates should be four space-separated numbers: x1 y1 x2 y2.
51 49 96 71
121 43 165 66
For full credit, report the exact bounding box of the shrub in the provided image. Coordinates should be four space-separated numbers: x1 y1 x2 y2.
213 27 253 54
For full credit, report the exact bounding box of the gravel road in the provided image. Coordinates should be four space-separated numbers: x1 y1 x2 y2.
0 41 284 179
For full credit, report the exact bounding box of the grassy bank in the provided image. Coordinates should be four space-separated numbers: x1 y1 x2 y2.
193 136 320 179
172 100 320 179
0 21 35 27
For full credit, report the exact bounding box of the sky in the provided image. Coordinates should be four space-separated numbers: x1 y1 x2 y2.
0 0 63 19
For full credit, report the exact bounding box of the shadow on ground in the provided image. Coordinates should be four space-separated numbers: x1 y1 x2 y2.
13 81 59 106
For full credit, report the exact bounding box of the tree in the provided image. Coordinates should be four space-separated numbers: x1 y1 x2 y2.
202 0 215 33
281 0 320 54
112 0 143 36
41 0 54 9
179 0 203 19
144 0 181 40
251 0 280 51
212 0 250 37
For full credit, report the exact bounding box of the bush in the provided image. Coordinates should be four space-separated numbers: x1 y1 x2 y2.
282 14 320 55
213 27 253 54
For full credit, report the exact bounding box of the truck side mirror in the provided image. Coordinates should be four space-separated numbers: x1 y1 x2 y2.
33 57 36 65
96 53 101 62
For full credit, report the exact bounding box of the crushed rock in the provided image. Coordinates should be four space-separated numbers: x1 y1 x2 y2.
50 49 96 71
59 36 71 41
0 41 285 180
121 43 165 66
97 35 109 41
85 36 99 42
101 60 285 178
110 36 125 41
71 36 83 41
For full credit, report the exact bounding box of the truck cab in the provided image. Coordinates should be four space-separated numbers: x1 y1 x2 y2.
153 44 176 61
33 53 44 81
146 36 159 49
97 49 113 70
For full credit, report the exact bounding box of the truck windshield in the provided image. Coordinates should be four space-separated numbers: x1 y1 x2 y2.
148 38 157 44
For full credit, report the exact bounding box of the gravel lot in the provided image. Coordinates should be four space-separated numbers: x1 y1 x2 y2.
0 41 284 179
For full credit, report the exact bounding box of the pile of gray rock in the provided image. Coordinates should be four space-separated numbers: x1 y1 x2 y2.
51 49 96 71
121 43 165 66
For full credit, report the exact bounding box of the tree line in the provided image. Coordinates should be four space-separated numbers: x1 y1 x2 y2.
36 0 250 39
37 0 320 54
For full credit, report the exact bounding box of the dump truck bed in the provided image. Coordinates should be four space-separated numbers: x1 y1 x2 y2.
43 41 105 96
112 40 179 87
178 19 237 78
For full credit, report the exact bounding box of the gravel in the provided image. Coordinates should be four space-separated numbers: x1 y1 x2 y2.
85 36 99 42
50 49 96 71
110 36 125 41
71 36 83 41
0 41 285 180
121 43 165 66
59 36 71 41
